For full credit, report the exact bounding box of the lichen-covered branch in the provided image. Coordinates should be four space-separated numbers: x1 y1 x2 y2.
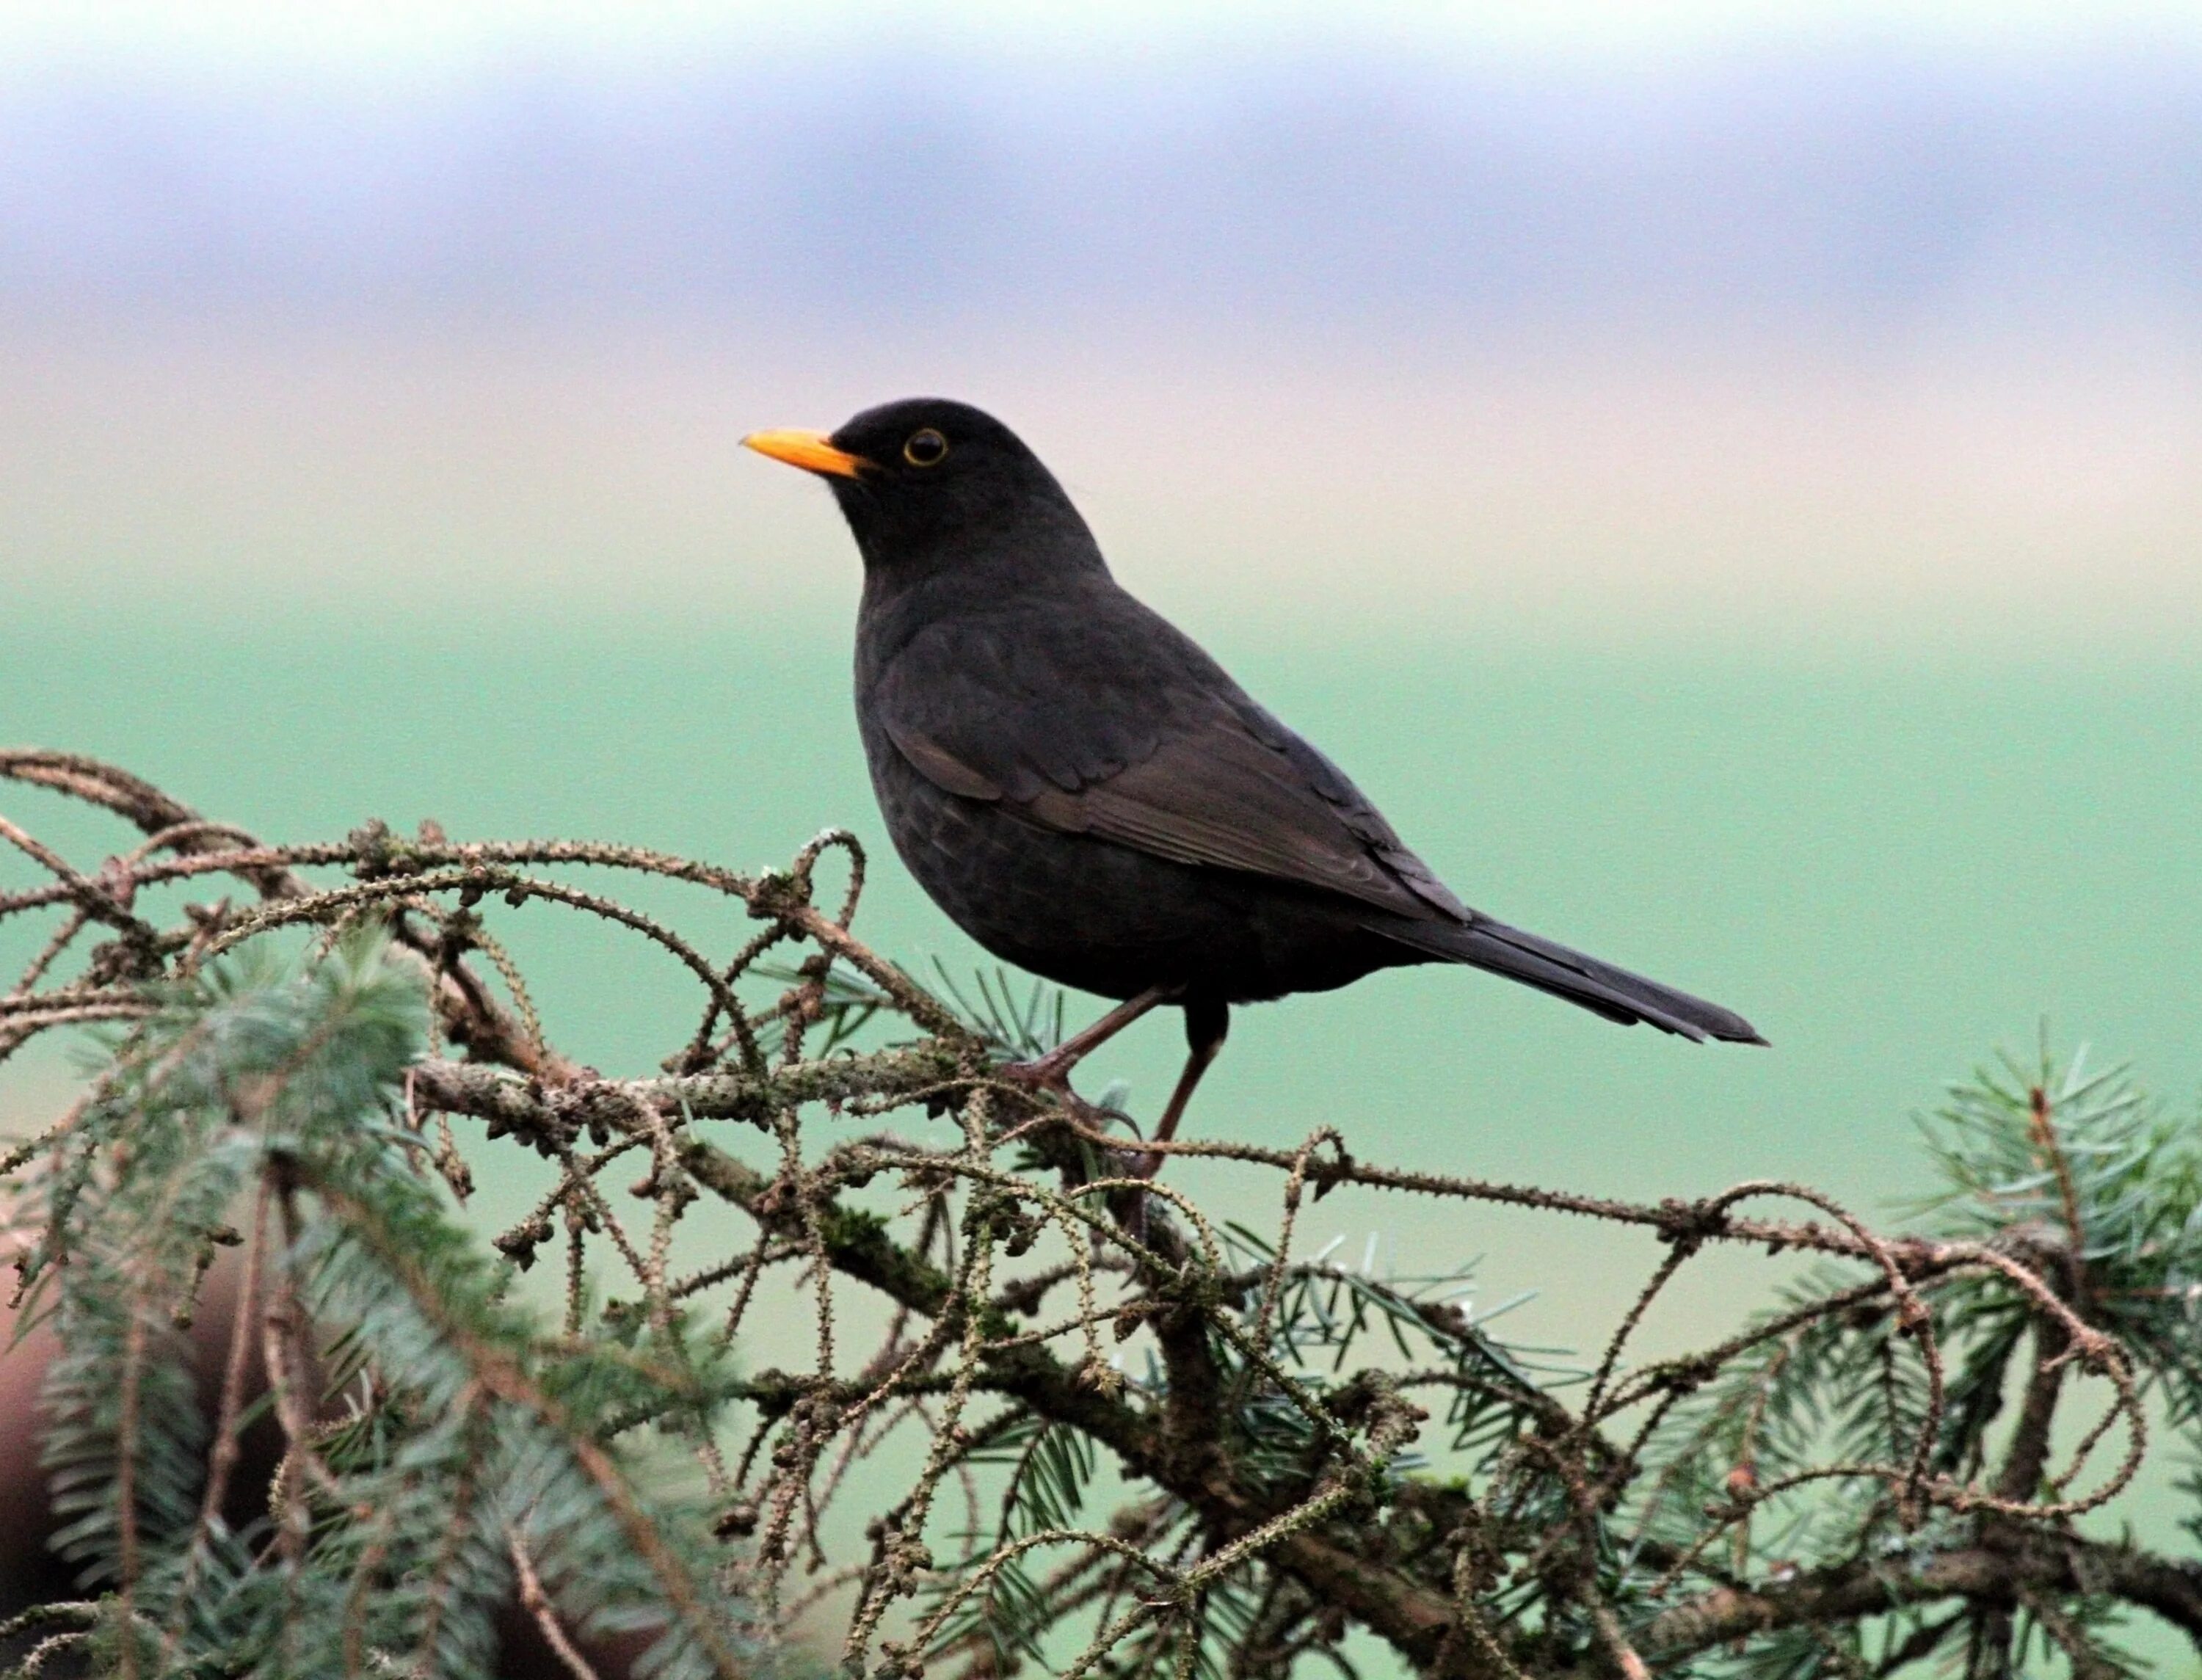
4 751 2198 1680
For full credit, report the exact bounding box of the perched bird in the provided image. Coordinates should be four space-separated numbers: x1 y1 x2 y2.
746 399 1762 1167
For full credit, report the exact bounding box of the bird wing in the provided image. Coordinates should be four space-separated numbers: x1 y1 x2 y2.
873 610 1469 923
871 608 1765 1045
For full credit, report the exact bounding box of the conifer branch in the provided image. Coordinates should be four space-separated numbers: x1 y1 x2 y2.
4 753 2200 1679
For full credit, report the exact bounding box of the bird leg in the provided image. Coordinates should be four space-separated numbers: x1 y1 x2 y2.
1133 998 1229 1180
999 984 1177 1094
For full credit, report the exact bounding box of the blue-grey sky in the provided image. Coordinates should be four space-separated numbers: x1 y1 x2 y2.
4 3 2199 340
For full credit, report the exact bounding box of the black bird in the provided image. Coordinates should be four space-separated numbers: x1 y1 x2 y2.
746 399 1762 1166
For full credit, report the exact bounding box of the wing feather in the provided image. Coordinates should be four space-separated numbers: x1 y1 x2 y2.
863 603 1761 1043
879 639 1443 919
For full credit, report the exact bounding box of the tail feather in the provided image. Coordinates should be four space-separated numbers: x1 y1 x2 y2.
1374 914 1766 1045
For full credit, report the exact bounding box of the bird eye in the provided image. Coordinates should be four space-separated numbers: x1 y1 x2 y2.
903 428 949 468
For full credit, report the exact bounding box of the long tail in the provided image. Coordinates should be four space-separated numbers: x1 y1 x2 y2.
1373 914 1766 1044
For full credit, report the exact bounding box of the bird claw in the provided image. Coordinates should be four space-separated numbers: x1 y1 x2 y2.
998 1058 1129 1130
995 1058 1161 1179
997 1055 1075 1094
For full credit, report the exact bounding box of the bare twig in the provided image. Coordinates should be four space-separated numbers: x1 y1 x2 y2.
2 752 2187 1680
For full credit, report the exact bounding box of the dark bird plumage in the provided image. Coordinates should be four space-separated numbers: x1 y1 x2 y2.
745 399 1762 1160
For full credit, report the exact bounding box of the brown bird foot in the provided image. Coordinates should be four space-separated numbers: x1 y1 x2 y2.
995 1058 1105 1124
995 1060 1142 1154
996 1053 1079 1095
998 985 1177 1094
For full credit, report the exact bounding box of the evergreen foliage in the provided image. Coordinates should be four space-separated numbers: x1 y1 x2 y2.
2 749 2198 1679
10 932 755 1679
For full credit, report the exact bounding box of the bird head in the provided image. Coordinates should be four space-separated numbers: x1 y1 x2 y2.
744 398 1099 581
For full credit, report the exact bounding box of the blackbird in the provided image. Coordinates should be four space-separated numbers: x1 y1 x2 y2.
746 399 1762 1164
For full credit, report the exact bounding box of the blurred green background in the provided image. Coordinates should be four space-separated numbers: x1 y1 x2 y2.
9 515 2198 1357
2 0 2199 1653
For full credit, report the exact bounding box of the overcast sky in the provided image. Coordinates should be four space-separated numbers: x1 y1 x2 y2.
4 2 2198 62
2 2 2197 342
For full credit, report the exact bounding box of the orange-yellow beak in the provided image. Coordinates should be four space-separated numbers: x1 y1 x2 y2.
741 429 869 479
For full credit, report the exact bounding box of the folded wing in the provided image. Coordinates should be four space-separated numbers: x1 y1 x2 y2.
870 608 1763 1044
873 609 1460 923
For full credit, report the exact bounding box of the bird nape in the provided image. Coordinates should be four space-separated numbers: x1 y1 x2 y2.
745 398 1762 1174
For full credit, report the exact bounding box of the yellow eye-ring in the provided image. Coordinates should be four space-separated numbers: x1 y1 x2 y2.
903 428 949 467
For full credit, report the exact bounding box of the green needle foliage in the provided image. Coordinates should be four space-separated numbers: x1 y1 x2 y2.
1624 1040 2202 1680
2 749 2199 1680
10 934 756 1680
